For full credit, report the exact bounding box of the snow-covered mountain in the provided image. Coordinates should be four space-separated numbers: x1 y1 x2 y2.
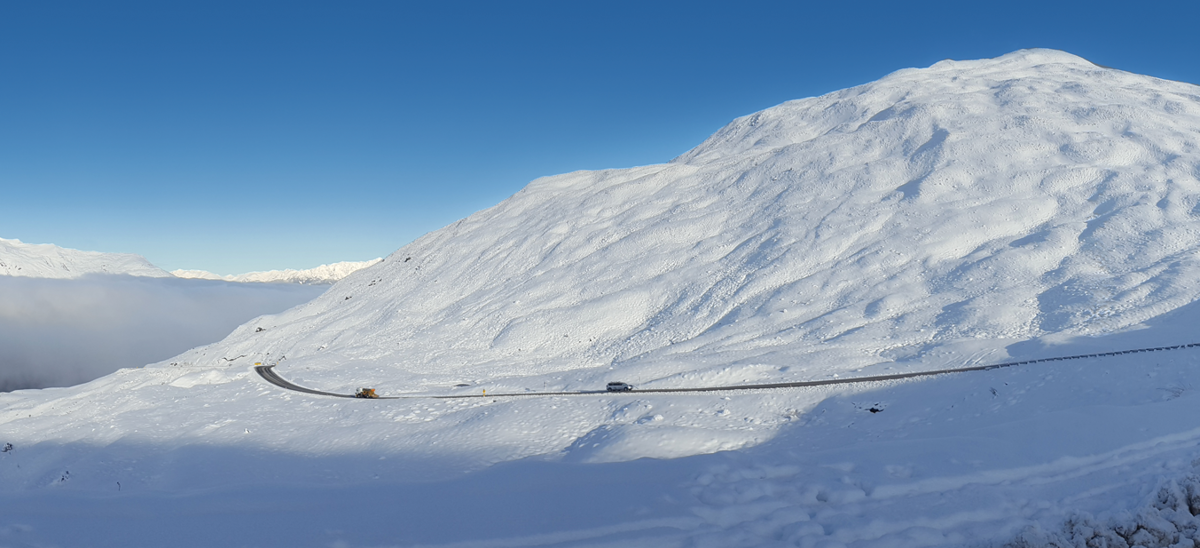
4 50 1200 547
171 49 1200 383
0 237 172 278
171 259 382 285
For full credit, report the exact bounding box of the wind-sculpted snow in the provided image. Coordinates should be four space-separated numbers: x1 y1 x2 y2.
168 50 1200 390
4 50 1200 547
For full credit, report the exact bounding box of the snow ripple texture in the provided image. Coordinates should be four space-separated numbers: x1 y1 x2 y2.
171 49 1200 388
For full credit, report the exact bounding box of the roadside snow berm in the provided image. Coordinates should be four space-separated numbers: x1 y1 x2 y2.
354 388 379 399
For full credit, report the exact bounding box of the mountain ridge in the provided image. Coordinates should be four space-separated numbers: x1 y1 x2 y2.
0 237 172 279
162 48 1200 389
171 259 382 285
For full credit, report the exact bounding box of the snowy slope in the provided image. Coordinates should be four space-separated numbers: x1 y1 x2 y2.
0 237 172 278
168 49 1200 389
4 49 1200 548
171 259 382 284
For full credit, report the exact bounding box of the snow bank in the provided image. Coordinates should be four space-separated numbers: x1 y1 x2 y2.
1009 476 1200 548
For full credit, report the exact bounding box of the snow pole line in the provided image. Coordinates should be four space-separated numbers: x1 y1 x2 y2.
253 342 1200 400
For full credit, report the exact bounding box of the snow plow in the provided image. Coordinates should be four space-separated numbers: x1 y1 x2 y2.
355 388 379 399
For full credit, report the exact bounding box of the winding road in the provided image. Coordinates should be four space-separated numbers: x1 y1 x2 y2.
255 342 1200 400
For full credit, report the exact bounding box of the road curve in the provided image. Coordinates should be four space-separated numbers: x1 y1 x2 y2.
255 342 1200 400
255 365 356 398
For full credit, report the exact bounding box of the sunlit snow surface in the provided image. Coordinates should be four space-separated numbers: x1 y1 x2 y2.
0 238 172 279
171 258 383 284
5 49 1200 547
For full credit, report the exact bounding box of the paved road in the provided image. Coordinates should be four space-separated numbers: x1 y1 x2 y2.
255 342 1200 400
256 364 358 398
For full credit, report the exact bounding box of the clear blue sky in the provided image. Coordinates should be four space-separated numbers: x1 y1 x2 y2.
2 1 1198 275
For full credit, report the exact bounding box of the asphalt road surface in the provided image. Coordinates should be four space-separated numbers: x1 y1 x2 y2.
255 342 1200 400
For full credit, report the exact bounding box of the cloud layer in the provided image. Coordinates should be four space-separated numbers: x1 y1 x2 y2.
0 275 326 391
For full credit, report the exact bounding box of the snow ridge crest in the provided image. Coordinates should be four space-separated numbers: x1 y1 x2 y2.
171 259 383 284
171 50 1200 387
673 48 1185 165
0 237 172 279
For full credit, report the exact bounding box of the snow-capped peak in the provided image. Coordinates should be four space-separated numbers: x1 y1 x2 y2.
171 259 382 284
0 237 172 279
673 48 1162 165
919 48 1098 74
172 48 1200 386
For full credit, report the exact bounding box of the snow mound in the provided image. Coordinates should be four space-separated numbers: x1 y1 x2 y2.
0 238 171 279
1010 475 1200 548
171 259 382 285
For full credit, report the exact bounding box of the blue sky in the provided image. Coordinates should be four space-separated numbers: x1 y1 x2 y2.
2 0 1198 275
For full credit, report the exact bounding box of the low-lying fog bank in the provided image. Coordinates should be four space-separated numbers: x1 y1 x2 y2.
0 275 326 391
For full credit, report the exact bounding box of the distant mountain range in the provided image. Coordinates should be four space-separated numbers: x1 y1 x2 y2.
0 237 173 279
0 237 377 284
171 260 382 285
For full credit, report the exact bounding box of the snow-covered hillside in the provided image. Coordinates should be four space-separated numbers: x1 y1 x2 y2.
0 237 172 278
171 49 1200 387
171 259 382 285
4 50 1200 547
